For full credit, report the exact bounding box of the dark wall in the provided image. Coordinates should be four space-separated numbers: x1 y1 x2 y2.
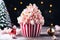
3 0 60 26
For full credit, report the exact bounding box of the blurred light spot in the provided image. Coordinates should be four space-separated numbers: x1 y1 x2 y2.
14 7 17 11
51 23 53 26
50 4 53 7
49 10 52 13
41 1 44 4
20 2 23 5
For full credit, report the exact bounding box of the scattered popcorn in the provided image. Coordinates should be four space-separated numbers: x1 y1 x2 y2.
16 28 21 36
55 25 60 31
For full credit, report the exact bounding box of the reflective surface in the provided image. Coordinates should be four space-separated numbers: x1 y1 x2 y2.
16 36 60 40
0 27 60 40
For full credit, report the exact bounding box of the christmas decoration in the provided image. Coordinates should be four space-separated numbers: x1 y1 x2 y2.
0 25 21 39
0 0 11 29
47 25 57 40
10 25 16 35
17 3 44 37
9 25 16 39
47 27 55 36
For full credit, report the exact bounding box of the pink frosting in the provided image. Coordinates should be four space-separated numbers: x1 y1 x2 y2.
17 4 44 25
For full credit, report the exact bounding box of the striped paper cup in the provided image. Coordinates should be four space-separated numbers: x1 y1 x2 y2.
20 23 42 37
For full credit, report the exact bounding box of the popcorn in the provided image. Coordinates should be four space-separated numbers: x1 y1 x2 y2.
55 25 60 31
17 3 44 25
30 20 34 25
33 4 38 9
17 17 23 23
17 3 44 37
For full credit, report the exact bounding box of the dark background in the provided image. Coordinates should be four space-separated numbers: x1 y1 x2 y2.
3 0 60 26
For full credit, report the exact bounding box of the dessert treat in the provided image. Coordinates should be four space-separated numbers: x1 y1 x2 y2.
17 3 44 37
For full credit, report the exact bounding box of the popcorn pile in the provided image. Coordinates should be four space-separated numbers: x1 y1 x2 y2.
17 3 44 25
17 3 44 37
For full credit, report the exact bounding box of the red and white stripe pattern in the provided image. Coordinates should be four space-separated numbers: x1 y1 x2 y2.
20 23 41 37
